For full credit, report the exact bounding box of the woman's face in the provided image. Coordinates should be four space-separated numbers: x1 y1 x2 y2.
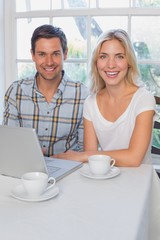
96 39 129 87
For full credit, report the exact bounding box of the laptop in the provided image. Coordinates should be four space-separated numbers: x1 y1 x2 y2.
0 125 83 181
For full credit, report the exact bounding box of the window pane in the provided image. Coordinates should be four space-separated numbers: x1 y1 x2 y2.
99 0 130 7
89 0 96 8
91 16 127 48
64 62 87 84
92 16 127 33
52 0 62 9
138 64 160 95
18 62 36 80
16 0 50 12
152 128 160 149
16 0 26 12
63 0 90 8
150 64 160 93
132 17 160 61
52 17 87 59
135 0 160 7
17 18 49 59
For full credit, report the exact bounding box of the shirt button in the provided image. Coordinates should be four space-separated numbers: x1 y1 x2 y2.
45 128 48 131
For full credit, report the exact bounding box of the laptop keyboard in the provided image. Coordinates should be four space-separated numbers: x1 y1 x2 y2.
47 165 61 175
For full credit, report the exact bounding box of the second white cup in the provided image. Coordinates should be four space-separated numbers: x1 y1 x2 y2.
22 172 56 197
88 155 116 175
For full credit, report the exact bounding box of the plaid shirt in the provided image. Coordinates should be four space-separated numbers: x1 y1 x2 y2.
3 72 89 156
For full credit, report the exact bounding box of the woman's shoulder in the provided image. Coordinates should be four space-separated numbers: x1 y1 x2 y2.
134 87 155 102
133 87 156 109
137 86 154 95
85 93 96 102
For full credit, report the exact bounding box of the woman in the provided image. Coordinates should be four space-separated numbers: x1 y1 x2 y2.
54 29 156 167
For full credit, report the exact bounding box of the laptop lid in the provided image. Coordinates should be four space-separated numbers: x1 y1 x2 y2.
0 125 82 180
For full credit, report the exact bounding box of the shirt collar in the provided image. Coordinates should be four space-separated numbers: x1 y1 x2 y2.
33 70 68 97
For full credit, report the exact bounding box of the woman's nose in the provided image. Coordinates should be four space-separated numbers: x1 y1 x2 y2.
107 58 116 69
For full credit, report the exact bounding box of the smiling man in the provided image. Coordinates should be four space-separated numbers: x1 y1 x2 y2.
3 24 89 157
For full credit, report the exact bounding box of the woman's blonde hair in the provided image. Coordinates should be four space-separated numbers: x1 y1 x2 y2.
89 29 140 93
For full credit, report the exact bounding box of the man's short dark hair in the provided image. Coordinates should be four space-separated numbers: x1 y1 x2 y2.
31 24 67 54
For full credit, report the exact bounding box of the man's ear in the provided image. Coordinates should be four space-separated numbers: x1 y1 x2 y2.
64 48 68 60
30 49 35 62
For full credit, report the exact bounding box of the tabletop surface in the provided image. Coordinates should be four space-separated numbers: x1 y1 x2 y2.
0 164 160 240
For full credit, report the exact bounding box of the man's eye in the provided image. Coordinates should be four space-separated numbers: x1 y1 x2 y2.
38 53 45 57
53 52 60 56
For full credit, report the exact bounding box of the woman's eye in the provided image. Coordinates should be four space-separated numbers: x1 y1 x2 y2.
117 55 124 59
99 55 107 59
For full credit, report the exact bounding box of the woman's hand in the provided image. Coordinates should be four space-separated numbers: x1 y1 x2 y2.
53 150 88 162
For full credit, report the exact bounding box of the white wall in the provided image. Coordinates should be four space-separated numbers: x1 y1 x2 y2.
0 0 5 123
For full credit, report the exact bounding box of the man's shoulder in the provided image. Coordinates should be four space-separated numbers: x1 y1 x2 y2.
64 75 85 87
18 78 34 87
8 78 34 89
5 78 34 97
68 80 89 98
63 74 89 96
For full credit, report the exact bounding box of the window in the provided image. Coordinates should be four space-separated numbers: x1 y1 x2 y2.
0 0 4 122
4 0 160 91
3 0 160 149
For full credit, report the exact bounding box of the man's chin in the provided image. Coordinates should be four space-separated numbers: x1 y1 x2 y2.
38 73 57 81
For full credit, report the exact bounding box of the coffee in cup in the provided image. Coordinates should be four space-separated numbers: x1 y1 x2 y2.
22 172 56 197
88 155 115 175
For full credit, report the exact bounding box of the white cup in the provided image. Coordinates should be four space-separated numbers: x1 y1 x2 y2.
88 155 116 175
22 172 56 197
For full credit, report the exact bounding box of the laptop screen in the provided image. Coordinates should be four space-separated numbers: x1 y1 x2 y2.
0 125 82 180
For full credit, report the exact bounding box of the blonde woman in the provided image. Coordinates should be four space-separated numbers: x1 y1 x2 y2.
55 29 156 167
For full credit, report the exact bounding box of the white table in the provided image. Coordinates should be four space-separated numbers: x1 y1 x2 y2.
0 164 160 240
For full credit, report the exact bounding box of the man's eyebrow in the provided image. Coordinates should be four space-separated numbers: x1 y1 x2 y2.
36 51 45 53
36 50 61 53
53 50 61 53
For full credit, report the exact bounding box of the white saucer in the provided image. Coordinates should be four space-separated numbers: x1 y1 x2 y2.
79 164 120 180
11 184 59 202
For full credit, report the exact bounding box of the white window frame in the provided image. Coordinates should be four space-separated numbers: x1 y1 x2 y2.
0 0 5 122
3 0 160 92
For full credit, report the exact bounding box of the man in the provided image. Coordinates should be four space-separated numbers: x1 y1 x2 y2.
3 24 89 157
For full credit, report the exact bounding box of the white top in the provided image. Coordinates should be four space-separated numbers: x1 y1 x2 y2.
83 87 156 164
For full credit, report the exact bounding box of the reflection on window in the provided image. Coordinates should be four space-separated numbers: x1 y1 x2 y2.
63 0 90 8
64 62 87 84
17 18 49 59
15 0 160 95
51 17 87 59
137 63 160 96
135 0 160 7
99 0 130 7
132 16 160 62
18 63 36 80
16 0 50 11
16 0 160 11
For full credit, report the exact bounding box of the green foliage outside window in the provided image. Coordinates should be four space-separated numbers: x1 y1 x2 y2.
153 128 160 149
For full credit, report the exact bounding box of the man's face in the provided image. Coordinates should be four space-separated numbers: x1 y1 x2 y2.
31 37 68 82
